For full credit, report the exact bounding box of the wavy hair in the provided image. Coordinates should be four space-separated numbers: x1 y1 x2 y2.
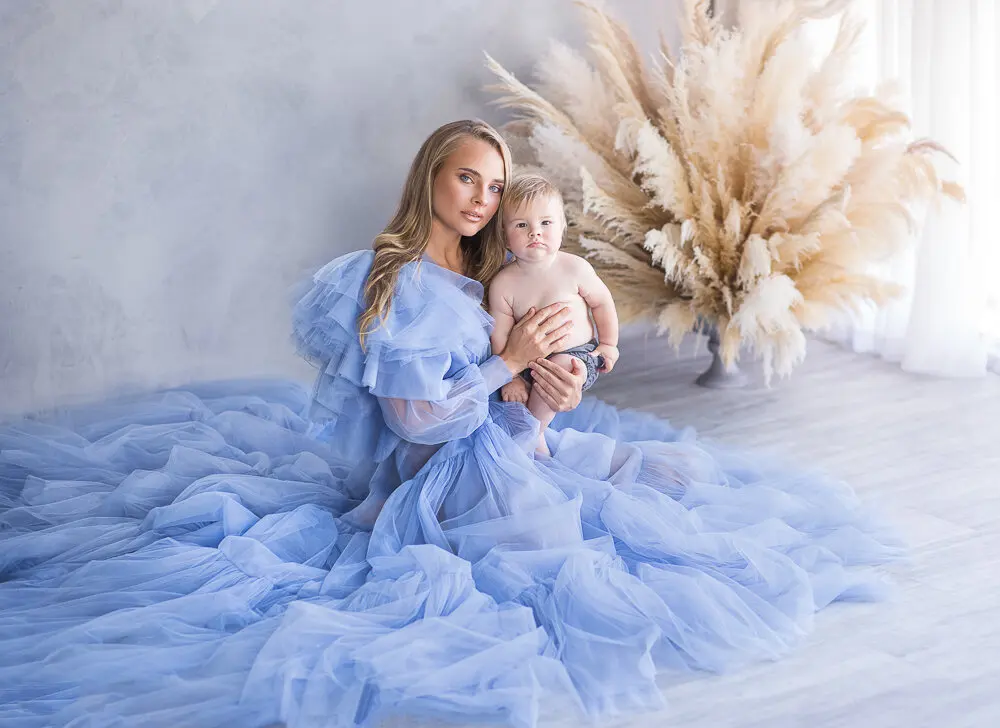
358 119 512 350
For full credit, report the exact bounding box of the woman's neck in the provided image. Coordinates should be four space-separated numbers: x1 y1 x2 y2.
425 220 465 275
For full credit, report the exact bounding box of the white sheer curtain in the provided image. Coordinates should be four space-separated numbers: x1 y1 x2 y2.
820 0 999 375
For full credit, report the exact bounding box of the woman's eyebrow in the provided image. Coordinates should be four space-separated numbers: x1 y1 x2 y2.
458 167 504 184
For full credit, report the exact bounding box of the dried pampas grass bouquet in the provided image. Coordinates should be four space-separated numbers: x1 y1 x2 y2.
485 0 961 383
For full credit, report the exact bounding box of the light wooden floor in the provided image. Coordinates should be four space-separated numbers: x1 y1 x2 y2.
586 327 1000 728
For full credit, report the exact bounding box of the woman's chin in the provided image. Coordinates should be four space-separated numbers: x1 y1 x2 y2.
461 224 487 238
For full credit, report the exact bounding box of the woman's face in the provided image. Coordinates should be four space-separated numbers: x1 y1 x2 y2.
431 137 506 239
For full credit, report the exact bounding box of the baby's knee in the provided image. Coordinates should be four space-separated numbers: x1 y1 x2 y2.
547 353 576 370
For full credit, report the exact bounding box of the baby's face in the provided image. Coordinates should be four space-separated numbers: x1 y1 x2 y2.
503 195 566 263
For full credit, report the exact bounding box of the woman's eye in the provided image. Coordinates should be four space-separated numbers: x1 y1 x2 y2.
459 174 472 183
489 185 502 194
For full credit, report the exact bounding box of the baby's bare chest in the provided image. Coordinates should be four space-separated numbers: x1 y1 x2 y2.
509 280 587 321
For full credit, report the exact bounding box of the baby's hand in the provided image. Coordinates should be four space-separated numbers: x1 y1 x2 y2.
501 377 530 404
594 344 619 373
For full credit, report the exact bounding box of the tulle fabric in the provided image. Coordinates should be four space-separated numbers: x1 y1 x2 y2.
0 252 903 727
291 251 512 510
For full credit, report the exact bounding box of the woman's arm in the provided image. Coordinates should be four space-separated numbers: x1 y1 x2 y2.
375 302 576 444
377 355 513 444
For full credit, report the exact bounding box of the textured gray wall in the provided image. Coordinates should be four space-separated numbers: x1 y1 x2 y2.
0 0 678 415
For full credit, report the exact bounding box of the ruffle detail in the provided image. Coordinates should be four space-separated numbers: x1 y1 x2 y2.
292 250 494 393
291 252 499 465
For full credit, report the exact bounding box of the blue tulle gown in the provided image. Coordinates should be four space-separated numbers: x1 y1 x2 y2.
0 250 901 728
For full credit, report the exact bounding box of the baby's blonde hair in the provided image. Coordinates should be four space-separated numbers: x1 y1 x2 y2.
501 174 566 225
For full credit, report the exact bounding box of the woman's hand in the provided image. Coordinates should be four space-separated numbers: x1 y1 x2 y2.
498 303 574 375
527 357 586 413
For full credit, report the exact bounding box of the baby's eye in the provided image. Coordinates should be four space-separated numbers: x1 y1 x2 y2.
542 220 552 225
515 222 527 229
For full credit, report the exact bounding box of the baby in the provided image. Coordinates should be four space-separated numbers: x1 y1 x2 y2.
488 174 620 456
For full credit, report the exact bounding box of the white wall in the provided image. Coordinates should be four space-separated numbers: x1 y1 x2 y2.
0 0 679 415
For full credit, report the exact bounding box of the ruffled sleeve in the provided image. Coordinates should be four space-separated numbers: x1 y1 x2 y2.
292 251 511 449
374 354 512 444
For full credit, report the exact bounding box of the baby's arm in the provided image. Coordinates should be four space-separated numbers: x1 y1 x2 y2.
488 278 531 403
576 257 620 372
487 276 516 357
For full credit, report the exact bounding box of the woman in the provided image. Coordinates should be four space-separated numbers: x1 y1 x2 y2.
295 120 589 529
0 119 900 728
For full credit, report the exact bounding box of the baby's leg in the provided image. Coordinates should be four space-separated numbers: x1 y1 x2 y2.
526 353 576 457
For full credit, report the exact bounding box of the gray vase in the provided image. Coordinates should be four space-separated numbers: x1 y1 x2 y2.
695 325 749 389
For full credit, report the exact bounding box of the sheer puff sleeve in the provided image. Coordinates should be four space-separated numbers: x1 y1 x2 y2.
292 251 511 447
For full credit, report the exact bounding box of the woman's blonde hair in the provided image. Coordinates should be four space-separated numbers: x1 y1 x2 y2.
358 119 512 350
